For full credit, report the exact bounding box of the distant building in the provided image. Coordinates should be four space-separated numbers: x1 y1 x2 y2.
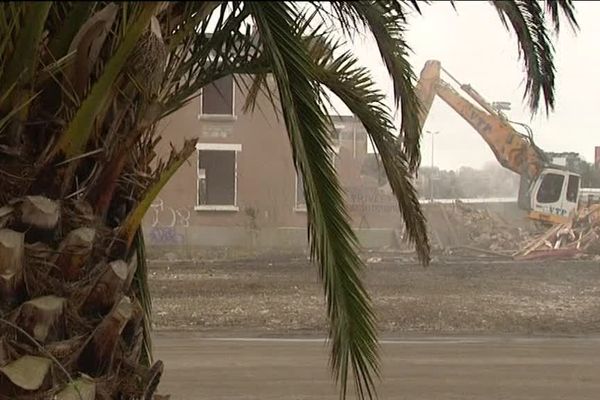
144 75 410 256
546 151 585 172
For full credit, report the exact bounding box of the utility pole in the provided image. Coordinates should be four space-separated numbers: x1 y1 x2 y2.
426 130 440 202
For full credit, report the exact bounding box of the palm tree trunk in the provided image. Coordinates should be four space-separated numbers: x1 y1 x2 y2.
0 197 162 398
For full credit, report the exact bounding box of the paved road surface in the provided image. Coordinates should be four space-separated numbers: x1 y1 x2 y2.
154 332 600 399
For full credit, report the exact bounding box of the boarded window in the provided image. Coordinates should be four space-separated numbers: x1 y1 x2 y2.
201 76 234 115
536 173 564 204
198 149 237 206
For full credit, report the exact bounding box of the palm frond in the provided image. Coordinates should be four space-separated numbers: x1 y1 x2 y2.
332 1 422 172
49 2 159 162
46 2 95 60
240 72 270 114
324 1 423 37
166 2 221 51
544 0 579 33
65 3 119 99
131 227 153 366
160 4 262 117
116 138 197 255
0 5 22 74
309 37 430 264
0 91 41 133
491 0 558 114
241 7 321 117
0 2 51 151
248 3 380 399
0 2 51 95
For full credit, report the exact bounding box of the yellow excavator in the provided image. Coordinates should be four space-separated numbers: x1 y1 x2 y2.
415 60 580 225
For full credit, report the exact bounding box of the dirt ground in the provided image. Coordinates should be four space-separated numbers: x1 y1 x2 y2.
148 252 600 336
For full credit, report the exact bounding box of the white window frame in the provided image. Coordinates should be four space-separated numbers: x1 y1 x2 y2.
294 173 307 212
294 145 340 213
195 143 241 212
198 76 237 120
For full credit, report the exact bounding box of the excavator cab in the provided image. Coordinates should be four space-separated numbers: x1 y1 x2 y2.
527 169 580 224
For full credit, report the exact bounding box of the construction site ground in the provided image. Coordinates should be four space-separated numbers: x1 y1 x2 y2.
149 252 600 336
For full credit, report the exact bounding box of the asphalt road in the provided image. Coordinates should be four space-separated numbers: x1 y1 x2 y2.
153 332 600 400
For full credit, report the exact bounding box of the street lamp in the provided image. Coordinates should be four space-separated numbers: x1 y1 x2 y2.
426 130 440 202
491 101 511 112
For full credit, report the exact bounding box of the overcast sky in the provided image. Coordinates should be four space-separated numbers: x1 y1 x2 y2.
342 1 599 171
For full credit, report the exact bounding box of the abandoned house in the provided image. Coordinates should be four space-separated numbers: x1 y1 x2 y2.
142 74 415 256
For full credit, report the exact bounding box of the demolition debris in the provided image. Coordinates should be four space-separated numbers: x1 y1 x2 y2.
394 201 600 261
420 201 539 255
514 204 600 261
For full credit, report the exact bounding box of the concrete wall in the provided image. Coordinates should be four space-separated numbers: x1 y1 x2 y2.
144 200 528 259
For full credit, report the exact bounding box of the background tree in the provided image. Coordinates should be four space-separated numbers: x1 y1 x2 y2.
0 1 577 399
579 161 600 188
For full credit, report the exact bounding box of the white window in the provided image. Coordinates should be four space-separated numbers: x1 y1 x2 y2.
294 146 339 212
199 75 235 116
195 143 241 211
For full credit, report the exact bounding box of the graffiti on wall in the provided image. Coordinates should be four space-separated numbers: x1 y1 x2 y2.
345 187 401 214
148 198 191 244
148 227 184 244
150 198 191 227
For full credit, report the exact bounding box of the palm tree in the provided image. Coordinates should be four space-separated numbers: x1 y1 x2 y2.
0 1 577 399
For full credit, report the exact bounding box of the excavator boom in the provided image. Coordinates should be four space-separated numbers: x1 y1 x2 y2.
415 60 546 180
415 60 581 225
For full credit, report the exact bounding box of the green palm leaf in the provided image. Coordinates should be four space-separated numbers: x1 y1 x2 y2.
309 36 430 264
543 0 579 33
490 0 578 113
248 3 380 398
329 1 424 171
50 2 159 162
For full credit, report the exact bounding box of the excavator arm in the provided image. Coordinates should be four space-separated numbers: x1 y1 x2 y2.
415 60 547 181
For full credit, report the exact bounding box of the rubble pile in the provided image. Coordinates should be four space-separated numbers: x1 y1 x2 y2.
515 204 600 260
449 201 538 253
